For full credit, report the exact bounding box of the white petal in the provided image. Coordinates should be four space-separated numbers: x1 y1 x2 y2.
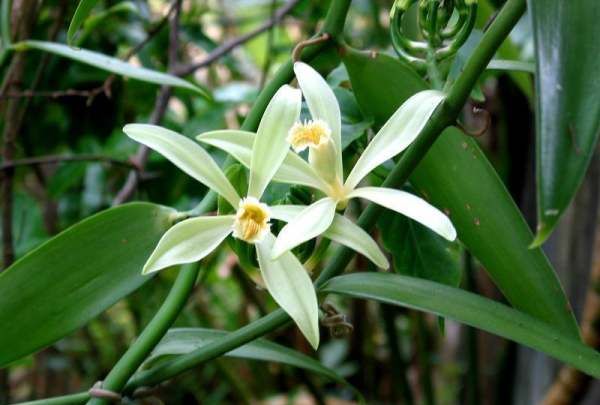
124 124 240 207
197 130 329 193
249 85 301 199
294 62 343 181
143 215 235 274
323 214 389 269
256 233 320 349
271 198 337 259
348 187 456 241
196 130 255 167
344 90 445 190
270 205 389 269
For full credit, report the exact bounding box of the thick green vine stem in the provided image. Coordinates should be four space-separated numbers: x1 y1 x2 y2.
126 0 526 390
86 263 202 405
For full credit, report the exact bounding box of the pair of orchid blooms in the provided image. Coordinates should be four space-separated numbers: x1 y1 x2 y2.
124 62 456 349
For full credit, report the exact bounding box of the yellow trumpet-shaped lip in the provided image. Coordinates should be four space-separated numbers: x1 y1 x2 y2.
232 197 271 244
287 119 332 152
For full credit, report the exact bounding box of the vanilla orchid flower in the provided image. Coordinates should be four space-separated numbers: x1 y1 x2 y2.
123 85 322 349
197 62 456 261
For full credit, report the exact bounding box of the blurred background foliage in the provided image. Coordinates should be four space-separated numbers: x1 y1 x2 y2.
0 0 598 404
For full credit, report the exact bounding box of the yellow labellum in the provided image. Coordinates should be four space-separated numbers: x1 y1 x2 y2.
287 119 331 152
232 197 271 243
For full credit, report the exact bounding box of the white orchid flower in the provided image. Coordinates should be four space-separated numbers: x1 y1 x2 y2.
123 85 321 349
197 62 457 261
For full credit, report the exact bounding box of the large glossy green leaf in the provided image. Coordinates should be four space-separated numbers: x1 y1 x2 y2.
321 273 600 377
378 210 461 287
528 1 600 245
143 328 345 383
0 203 174 366
10 41 209 97
67 0 99 45
343 48 579 338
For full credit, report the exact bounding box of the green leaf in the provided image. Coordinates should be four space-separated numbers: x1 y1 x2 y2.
322 273 600 377
378 210 461 287
10 40 209 97
143 327 343 381
0 203 175 366
487 59 534 74
67 0 100 45
414 130 581 335
342 49 425 119
343 47 579 338
528 0 600 245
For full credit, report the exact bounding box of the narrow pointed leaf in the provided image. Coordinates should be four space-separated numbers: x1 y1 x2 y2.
487 59 535 74
256 233 319 349
348 187 456 241
271 205 389 269
143 216 234 274
272 197 337 259
249 85 301 199
0 203 174 366
294 62 343 180
345 90 445 190
344 48 579 337
11 40 208 97
143 328 342 381
124 124 240 207
528 0 600 245
322 273 600 377
67 0 99 45
197 130 329 192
